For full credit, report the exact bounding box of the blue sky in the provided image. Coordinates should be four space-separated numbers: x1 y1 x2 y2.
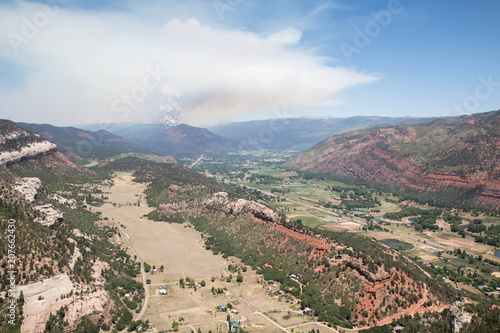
0 0 499 126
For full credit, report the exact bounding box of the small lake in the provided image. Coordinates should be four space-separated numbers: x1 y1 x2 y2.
495 250 500 258
381 238 414 251
350 210 367 215
374 215 383 221
84 162 99 167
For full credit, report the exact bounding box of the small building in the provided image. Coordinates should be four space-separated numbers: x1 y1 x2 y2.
335 254 342 260
303 307 314 315
395 325 404 332
124 293 130 298
230 309 238 314
158 289 167 295
349 317 358 327
231 319 240 332
220 304 226 310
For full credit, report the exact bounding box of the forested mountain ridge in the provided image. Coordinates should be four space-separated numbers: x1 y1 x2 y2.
16 122 151 162
285 110 500 210
209 116 437 150
102 123 239 157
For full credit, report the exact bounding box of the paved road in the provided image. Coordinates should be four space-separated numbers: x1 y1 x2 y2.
114 221 150 321
190 154 204 168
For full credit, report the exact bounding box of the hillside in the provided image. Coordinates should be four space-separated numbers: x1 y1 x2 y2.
285 110 500 210
0 121 145 332
16 122 151 162
209 116 437 151
0 120 57 165
112 159 463 330
108 123 238 157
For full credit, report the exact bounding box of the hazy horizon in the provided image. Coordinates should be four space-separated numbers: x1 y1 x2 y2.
1 0 499 127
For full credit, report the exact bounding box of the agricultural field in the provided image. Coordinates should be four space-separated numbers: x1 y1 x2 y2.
197 159 500 296
95 172 318 332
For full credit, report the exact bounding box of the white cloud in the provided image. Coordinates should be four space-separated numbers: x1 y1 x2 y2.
0 1 380 126
265 27 303 45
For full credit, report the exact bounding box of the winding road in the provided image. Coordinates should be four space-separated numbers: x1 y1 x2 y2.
114 221 150 321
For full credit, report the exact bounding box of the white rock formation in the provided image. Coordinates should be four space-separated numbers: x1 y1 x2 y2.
207 192 281 223
14 177 42 202
51 193 77 209
18 274 74 333
68 238 82 270
19 261 111 333
0 141 57 165
34 204 63 227
450 305 473 333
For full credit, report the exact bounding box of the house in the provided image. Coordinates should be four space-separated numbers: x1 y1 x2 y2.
303 307 314 315
349 317 358 326
220 304 226 310
231 319 240 332
230 309 238 314
335 254 342 260
158 289 167 295
124 293 130 298
395 325 404 332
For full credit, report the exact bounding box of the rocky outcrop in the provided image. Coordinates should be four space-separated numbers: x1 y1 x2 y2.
50 193 77 209
159 191 281 223
205 192 280 223
0 141 57 165
449 304 472 333
15 177 42 202
346 259 393 284
19 260 111 333
34 204 63 227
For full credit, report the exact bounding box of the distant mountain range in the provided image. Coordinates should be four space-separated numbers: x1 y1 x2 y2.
285 109 500 210
209 116 438 150
16 122 150 162
104 123 239 157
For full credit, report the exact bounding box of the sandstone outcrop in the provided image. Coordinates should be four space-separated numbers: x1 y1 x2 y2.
34 204 63 227
159 191 281 223
0 141 57 165
449 304 472 333
15 177 42 202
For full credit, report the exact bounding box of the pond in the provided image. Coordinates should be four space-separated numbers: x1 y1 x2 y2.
84 162 99 167
381 238 414 251
495 250 500 258
374 215 383 221
350 210 367 215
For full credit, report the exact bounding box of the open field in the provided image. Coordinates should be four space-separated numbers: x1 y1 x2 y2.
96 172 321 332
